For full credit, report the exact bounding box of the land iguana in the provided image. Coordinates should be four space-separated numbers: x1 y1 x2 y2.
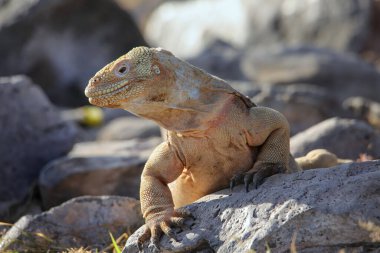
84 47 350 249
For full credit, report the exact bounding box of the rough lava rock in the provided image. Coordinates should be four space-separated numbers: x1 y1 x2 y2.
0 76 77 221
97 116 161 141
290 118 380 160
124 161 380 253
0 0 146 106
39 137 162 209
242 46 380 103
0 196 143 252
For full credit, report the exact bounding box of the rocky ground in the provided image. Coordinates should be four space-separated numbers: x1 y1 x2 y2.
0 0 380 252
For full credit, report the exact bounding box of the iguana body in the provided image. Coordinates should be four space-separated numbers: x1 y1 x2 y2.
84 47 349 248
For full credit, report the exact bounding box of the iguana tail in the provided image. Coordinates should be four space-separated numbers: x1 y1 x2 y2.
296 149 353 170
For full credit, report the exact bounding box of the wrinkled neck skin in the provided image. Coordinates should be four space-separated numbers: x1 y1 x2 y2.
123 53 239 136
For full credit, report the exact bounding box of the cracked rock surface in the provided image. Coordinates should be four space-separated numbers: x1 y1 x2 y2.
124 161 380 253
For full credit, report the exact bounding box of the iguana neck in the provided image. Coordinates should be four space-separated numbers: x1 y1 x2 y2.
129 95 234 136
124 61 235 135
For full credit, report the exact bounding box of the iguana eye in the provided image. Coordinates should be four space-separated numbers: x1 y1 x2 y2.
114 62 130 77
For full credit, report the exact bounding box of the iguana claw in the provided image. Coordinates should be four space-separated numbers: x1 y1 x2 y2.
229 173 244 192
137 209 194 250
230 164 285 192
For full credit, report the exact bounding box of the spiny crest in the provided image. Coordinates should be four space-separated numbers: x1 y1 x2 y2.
126 46 154 78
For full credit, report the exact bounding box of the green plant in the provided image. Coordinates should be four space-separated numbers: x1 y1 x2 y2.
109 232 122 253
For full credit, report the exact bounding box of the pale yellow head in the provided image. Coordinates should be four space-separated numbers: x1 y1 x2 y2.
84 46 165 108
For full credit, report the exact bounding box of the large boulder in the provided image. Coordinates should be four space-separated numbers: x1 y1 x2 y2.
124 161 380 252
0 196 143 252
242 46 380 103
242 0 371 52
290 118 380 160
39 137 162 209
0 0 146 106
0 76 77 221
145 0 371 58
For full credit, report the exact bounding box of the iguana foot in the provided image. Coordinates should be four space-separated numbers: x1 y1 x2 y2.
137 209 194 251
230 163 285 192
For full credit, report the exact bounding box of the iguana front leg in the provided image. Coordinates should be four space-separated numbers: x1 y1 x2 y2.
231 107 297 191
138 142 189 249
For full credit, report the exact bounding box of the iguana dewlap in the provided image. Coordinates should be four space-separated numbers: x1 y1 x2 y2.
84 47 350 248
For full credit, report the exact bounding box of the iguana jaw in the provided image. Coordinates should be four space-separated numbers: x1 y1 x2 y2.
85 79 129 99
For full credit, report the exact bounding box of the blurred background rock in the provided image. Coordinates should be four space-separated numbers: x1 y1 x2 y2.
1 0 380 251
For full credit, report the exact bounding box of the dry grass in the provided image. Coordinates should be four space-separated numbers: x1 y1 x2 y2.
0 225 129 253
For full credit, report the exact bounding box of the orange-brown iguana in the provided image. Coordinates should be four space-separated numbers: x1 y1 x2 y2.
84 47 350 249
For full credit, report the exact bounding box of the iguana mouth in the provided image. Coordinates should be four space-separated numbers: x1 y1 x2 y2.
85 80 129 98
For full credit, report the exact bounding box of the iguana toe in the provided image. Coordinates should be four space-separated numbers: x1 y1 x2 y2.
151 225 163 250
252 164 285 189
137 226 151 251
229 173 244 192
160 221 178 241
244 173 253 192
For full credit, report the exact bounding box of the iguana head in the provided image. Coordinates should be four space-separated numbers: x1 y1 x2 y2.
85 46 164 108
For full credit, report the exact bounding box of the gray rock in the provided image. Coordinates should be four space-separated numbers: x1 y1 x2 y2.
0 196 143 252
253 84 343 134
124 161 380 253
242 0 371 53
145 0 371 58
242 46 380 103
0 76 77 221
39 137 162 209
0 0 146 106
290 118 380 160
188 40 248 81
97 116 161 141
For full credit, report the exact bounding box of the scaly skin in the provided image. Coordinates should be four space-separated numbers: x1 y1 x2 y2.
84 47 349 249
